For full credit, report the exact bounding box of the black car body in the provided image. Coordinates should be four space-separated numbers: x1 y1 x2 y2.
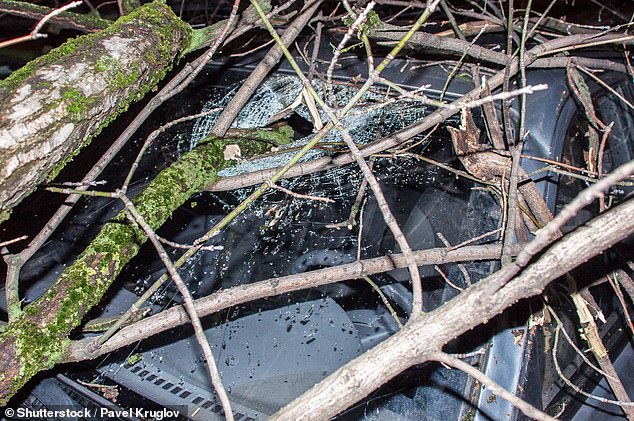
2 27 633 421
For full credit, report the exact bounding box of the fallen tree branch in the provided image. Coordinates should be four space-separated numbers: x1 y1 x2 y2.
0 129 286 405
269 188 634 420
0 2 190 222
63 242 517 361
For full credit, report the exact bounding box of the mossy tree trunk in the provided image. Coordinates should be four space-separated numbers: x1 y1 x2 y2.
0 1 191 222
0 128 290 405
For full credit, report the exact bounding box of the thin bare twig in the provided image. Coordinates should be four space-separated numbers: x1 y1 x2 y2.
0 0 83 49
0 236 28 249
447 228 502 251
157 236 223 252
265 180 335 203
118 193 235 421
325 159 373 230
439 23 488 102
552 324 634 408
434 265 465 292
437 232 471 286
362 275 403 328
250 0 443 317
430 352 557 420
546 304 614 381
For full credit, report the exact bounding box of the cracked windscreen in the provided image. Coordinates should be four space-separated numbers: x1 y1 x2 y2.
134 74 502 309
87 72 504 419
8 69 503 420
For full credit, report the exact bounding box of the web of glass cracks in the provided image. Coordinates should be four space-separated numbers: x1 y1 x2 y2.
136 75 501 309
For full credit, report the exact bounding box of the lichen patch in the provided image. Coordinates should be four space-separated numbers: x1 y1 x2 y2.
102 37 135 61
11 84 32 104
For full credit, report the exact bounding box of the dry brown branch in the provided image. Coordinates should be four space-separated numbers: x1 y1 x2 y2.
270 187 634 420
474 66 506 150
616 267 634 304
502 145 523 264
447 108 554 238
63 243 516 362
434 265 465 292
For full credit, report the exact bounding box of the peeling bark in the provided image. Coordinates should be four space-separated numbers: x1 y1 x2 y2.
0 1 191 222
449 109 556 230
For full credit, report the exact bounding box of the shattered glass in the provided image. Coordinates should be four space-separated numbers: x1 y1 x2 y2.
138 74 500 308
6 69 504 420
111 71 505 419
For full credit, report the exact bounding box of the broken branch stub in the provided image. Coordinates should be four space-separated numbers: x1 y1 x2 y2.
0 2 191 222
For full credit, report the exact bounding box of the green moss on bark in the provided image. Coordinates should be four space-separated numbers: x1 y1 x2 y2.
0 127 293 405
0 1 192 203
63 88 89 117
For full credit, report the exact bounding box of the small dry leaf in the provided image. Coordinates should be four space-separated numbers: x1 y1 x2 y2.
511 328 525 346
102 385 119 402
